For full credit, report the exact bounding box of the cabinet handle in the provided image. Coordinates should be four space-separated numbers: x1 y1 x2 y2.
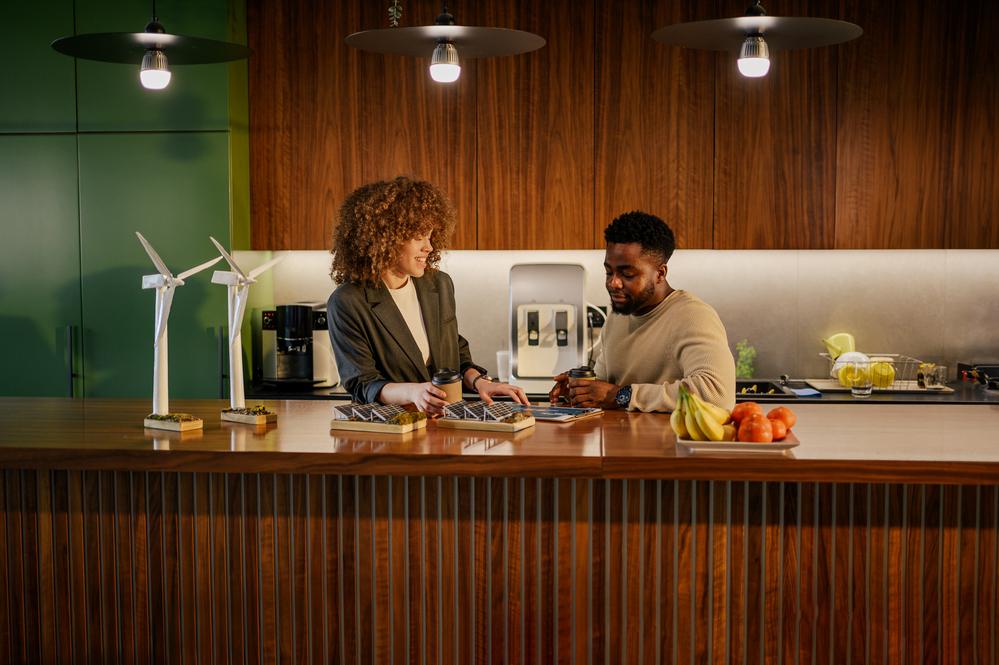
65 325 77 398
217 325 227 399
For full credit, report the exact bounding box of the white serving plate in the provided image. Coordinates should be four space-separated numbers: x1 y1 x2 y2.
675 431 799 454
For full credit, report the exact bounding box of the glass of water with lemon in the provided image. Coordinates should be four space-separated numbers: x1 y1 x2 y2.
841 360 874 398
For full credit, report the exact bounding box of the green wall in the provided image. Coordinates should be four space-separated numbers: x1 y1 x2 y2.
0 0 249 399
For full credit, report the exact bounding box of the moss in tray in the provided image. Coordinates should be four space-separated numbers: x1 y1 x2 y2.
146 413 199 422
222 405 274 416
388 412 427 426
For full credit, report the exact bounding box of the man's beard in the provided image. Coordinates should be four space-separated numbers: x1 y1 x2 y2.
608 281 656 315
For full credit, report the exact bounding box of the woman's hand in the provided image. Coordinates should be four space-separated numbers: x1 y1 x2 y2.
381 382 449 415
476 380 530 406
408 382 450 414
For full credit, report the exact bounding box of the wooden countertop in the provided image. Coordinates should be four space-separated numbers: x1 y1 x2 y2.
1 398 998 483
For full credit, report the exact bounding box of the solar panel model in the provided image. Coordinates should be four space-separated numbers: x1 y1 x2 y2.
330 402 428 434
437 400 536 432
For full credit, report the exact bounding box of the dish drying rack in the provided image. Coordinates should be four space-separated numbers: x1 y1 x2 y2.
821 353 924 391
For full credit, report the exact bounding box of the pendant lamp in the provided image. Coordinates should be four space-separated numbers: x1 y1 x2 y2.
51 0 251 90
652 1 861 78
345 3 545 84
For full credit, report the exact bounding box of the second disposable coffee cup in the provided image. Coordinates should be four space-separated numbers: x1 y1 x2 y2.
432 368 463 403
552 366 596 403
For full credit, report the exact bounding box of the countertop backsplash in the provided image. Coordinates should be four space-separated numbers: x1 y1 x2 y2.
234 249 999 381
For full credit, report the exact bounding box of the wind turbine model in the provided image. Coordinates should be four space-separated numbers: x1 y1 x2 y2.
136 232 222 431
208 236 282 424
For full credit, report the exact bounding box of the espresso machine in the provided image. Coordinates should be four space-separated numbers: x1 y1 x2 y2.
253 304 338 387
508 263 587 393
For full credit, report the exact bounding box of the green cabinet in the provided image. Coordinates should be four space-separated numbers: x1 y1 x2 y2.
1 0 243 399
0 136 82 396
75 0 232 132
0 1 76 132
78 133 230 398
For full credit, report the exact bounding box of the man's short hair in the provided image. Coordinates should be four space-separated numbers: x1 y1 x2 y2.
603 211 676 264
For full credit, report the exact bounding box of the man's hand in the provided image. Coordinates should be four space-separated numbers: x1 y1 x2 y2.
549 373 569 404
566 379 621 409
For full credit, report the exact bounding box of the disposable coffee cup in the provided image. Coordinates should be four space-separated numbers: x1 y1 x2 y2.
568 367 596 381
552 366 596 404
432 368 463 403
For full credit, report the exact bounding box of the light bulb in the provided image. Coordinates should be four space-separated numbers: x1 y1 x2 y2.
429 41 460 83
140 49 172 89
737 35 770 78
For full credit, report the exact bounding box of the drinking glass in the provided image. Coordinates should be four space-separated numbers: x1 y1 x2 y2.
495 351 511 383
925 365 948 389
845 360 873 398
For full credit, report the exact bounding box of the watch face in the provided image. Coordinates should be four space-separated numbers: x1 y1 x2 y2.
616 385 632 407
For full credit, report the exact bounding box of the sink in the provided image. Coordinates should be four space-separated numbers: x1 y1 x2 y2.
735 380 796 399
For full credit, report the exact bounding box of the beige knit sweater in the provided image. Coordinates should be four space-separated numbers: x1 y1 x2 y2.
593 289 736 412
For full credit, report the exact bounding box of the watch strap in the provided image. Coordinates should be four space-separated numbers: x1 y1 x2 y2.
472 372 493 390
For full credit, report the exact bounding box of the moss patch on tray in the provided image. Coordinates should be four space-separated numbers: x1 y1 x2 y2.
146 413 199 422
222 405 274 416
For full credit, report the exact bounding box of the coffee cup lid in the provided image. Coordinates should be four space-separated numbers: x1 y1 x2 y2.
568 366 596 379
432 368 461 384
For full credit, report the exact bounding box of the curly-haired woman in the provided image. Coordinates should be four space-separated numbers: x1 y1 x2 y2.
326 176 529 414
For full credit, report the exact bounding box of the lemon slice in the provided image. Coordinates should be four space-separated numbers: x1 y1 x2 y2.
822 333 856 360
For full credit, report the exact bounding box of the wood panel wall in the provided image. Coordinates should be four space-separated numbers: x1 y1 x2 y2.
593 0 715 251
474 0 596 250
247 0 477 250
714 0 839 249
835 1 954 249
2 469 998 664
248 0 999 251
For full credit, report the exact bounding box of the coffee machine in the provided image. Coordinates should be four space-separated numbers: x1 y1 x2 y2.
253 304 339 387
508 264 587 393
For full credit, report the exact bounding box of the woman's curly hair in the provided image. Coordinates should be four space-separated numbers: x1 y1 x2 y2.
330 177 456 286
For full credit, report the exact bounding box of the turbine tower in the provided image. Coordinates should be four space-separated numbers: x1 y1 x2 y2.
208 237 281 411
136 232 221 418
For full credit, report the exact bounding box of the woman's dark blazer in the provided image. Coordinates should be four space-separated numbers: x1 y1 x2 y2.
326 270 474 404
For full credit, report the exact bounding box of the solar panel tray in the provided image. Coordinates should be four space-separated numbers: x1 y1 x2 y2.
330 403 428 434
436 400 536 432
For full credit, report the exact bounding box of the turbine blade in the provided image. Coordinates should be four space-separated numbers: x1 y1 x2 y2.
229 285 250 346
155 286 175 344
176 255 222 281
247 256 283 280
136 232 173 278
209 236 247 279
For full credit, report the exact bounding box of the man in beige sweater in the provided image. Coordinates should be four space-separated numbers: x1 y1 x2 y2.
552 211 736 412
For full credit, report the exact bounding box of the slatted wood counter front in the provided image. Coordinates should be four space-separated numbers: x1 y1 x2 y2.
0 398 997 663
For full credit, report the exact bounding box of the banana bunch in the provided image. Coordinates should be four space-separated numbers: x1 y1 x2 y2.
670 385 735 442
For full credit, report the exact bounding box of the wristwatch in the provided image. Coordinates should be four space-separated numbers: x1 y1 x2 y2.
614 385 633 409
468 365 492 390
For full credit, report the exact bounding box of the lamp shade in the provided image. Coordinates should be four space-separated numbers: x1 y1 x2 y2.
652 15 861 52
345 24 545 59
52 23 251 65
